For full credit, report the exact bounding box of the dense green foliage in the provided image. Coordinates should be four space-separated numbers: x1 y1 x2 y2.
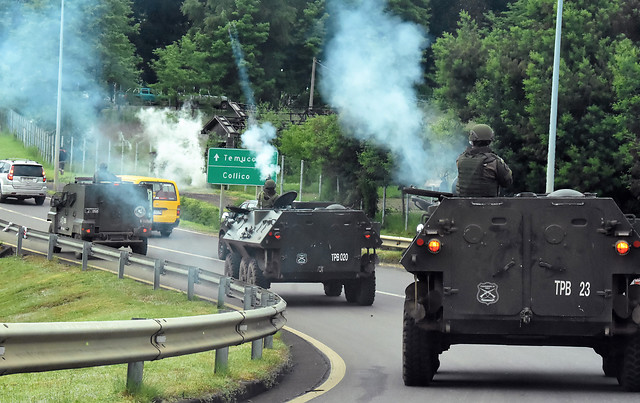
432 0 640 209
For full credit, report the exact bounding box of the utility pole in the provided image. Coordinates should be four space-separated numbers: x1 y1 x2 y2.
54 0 65 191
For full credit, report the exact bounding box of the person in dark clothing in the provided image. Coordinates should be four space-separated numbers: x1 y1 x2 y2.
456 124 513 197
58 148 67 174
93 163 119 183
258 178 279 208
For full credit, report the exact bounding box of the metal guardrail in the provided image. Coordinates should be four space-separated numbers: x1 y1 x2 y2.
379 234 413 250
0 218 287 389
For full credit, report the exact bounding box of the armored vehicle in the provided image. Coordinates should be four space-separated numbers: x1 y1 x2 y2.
219 191 382 305
48 180 153 256
401 187 640 391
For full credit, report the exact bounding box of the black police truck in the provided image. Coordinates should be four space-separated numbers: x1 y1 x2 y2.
401 188 640 391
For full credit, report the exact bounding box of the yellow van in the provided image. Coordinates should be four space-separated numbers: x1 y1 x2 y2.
118 175 180 237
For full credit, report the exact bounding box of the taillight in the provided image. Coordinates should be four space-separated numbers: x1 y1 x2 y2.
268 230 281 240
7 166 14 180
427 239 441 254
42 167 46 182
416 237 425 246
616 240 630 255
177 205 181 217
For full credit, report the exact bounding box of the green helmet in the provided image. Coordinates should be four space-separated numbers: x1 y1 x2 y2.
264 179 276 189
469 124 495 142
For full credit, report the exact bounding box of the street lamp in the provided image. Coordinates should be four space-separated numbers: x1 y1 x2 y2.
54 0 64 191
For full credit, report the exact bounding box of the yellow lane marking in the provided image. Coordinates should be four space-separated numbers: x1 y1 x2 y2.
284 326 347 402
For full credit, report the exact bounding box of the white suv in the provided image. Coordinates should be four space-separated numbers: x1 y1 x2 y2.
0 159 47 205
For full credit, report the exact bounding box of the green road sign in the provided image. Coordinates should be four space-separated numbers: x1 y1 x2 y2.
207 148 278 186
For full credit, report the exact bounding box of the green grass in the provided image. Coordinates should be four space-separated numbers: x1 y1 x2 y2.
0 255 289 402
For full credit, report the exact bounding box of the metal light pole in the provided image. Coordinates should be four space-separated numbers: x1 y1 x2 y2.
545 0 563 193
54 0 65 191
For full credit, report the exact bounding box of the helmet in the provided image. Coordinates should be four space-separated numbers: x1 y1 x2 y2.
264 179 276 189
469 124 495 142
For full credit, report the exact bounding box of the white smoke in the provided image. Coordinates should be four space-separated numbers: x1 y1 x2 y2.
321 0 454 186
241 121 279 180
136 107 207 188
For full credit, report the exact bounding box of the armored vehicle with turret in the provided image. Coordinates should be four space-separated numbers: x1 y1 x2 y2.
218 191 382 305
48 179 153 256
401 187 640 391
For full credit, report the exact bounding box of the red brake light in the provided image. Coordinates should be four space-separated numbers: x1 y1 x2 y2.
616 240 630 255
7 166 14 180
274 232 281 239
634 240 640 248
416 238 425 246
42 167 46 182
177 205 181 217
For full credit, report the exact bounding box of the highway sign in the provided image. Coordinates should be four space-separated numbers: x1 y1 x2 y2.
207 148 278 186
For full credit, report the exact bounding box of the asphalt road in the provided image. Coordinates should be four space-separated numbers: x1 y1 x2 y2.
1 198 638 402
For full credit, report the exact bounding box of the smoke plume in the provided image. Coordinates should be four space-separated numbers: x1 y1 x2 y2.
136 107 207 188
228 24 279 181
321 0 457 186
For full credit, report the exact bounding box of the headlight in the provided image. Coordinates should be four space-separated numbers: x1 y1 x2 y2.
134 206 147 218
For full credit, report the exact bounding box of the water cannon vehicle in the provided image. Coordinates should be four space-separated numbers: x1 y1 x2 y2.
219 191 382 305
401 187 640 391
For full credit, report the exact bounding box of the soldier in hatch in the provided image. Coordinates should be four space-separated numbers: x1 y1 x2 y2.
258 178 279 208
456 124 513 196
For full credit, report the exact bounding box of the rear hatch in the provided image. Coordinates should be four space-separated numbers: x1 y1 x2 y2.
10 164 45 190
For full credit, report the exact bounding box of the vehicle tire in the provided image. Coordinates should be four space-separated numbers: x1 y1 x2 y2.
218 232 229 260
323 281 342 297
34 196 45 205
344 281 358 303
131 238 148 255
239 257 249 282
618 336 640 391
224 252 241 279
602 353 621 378
356 273 376 306
247 258 271 289
403 310 437 386
0 187 5 203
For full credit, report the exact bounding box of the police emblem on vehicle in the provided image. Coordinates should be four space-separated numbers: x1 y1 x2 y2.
296 253 307 265
477 282 499 305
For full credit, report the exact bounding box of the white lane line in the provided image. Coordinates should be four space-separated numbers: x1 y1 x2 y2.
0 205 49 222
148 244 219 261
376 290 404 298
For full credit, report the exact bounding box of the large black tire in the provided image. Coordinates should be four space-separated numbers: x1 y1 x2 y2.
34 196 45 205
344 274 376 306
403 311 437 386
238 257 249 282
218 232 229 260
131 238 148 255
224 252 241 279
246 258 271 289
618 336 640 391
323 281 342 297
603 353 621 378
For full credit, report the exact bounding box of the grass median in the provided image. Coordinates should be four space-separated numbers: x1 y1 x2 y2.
0 255 289 402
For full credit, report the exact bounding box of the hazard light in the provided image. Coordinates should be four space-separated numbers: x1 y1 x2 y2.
616 240 630 255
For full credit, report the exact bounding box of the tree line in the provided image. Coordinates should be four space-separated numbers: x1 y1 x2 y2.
2 0 639 215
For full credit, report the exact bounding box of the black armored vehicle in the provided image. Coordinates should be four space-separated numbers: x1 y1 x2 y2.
401 187 640 391
219 191 382 305
48 179 153 256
